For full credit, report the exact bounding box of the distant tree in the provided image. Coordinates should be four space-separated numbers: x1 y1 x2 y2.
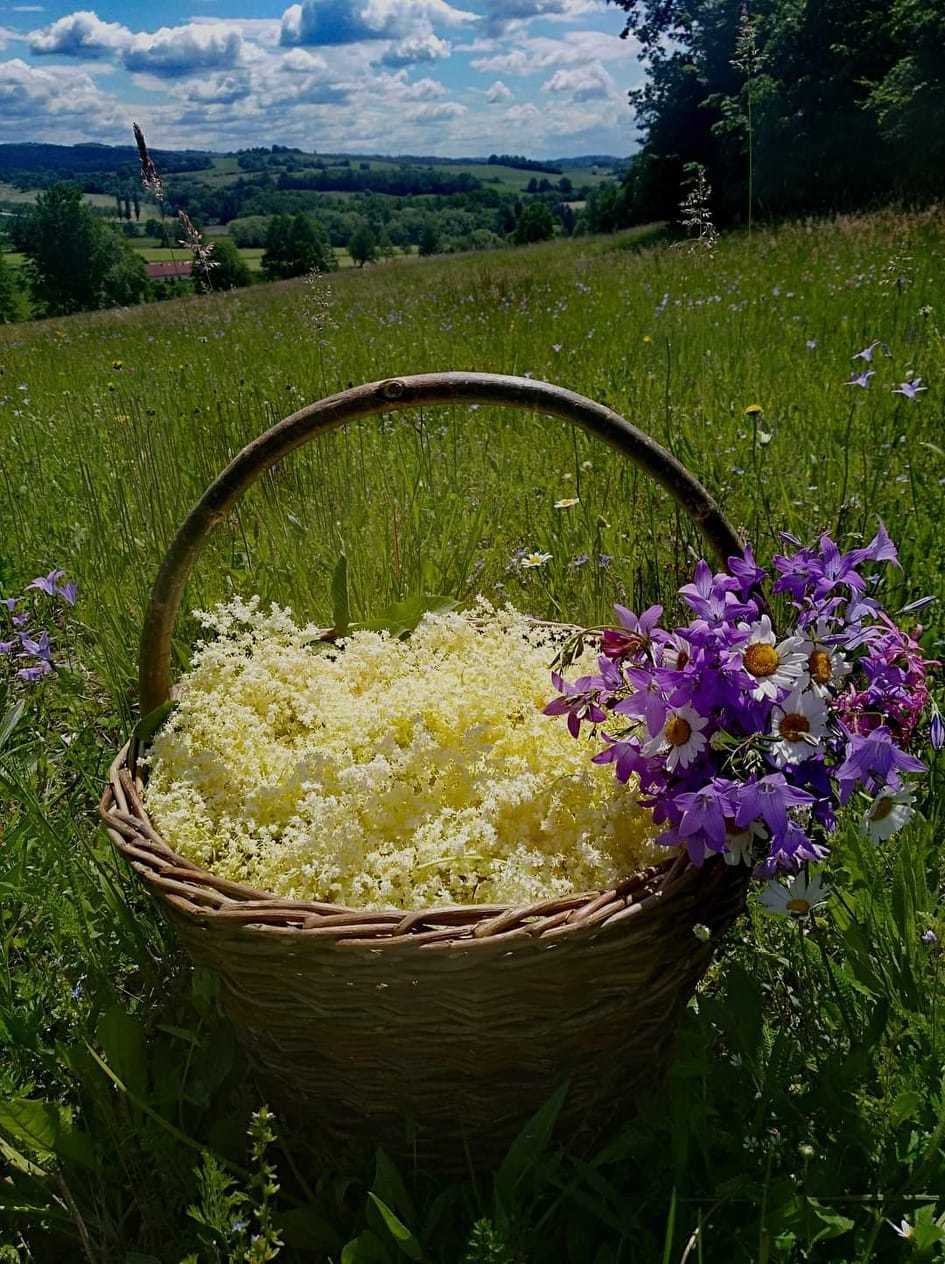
262 214 292 278
132 191 141 220
513 201 555 244
557 176 574 195
418 221 440 257
526 177 539 193
229 215 272 248
495 202 518 236
144 217 163 238
582 183 629 234
101 243 152 307
123 195 132 221
288 213 334 273
558 202 577 236
210 237 252 289
348 222 378 267
0 252 26 323
10 183 150 315
262 213 334 278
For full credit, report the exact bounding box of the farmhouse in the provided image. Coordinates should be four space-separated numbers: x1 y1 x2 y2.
145 260 192 280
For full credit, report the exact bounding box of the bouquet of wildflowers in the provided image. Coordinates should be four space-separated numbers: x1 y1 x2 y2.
0 569 76 686
545 527 938 906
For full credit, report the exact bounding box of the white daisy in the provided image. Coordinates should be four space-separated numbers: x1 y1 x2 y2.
864 786 915 843
800 623 851 693
769 686 829 765
521 552 552 569
739 614 808 700
723 820 765 866
759 870 829 917
645 705 708 771
660 633 692 672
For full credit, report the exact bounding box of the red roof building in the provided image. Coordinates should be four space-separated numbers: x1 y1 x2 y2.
146 260 193 280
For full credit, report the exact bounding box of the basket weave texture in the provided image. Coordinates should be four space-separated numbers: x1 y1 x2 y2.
102 372 750 1171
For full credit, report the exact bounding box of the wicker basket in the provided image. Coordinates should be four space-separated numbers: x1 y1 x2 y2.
101 372 750 1172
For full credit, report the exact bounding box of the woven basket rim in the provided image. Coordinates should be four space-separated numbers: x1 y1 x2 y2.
100 734 724 950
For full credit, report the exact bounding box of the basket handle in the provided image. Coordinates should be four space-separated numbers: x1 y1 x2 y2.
139 372 742 715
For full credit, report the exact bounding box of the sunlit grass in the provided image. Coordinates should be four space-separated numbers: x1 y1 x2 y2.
1 210 944 1261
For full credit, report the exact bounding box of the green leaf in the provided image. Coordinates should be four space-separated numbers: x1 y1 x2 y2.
806 1198 854 1243
97 1007 148 1099
273 1205 343 1253
0 1098 98 1173
890 1088 924 1127
908 1205 945 1251
0 698 24 754
340 1229 390 1264
362 594 456 639
373 1148 415 1224
331 553 351 636
132 699 177 745
367 1193 423 1261
494 1080 568 1212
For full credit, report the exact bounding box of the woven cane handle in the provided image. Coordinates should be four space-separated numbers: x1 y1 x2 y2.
138 372 741 714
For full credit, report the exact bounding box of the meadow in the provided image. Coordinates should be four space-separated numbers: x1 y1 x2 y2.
1 209 944 1261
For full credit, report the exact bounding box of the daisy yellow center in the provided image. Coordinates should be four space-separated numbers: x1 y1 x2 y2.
808 648 833 685
786 897 811 914
665 715 692 746
778 713 810 743
870 796 894 822
745 643 780 678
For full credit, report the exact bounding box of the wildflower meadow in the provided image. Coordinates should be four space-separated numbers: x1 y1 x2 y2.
2 208 945 1261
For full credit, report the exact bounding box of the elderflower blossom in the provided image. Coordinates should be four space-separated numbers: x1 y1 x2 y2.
144 598 659 909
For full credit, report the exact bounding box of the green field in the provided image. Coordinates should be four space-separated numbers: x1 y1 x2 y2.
2 242 369 273
0 180 157 213
197 152 618 193
1 213 944 1260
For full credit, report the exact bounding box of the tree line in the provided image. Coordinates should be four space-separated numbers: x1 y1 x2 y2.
605 0 945 226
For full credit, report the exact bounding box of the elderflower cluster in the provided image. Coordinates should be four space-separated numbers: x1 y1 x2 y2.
144 597 659 909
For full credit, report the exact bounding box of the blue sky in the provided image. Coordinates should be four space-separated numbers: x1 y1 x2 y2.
0 1 646 157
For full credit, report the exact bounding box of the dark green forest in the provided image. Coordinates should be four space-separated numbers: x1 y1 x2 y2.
607 0 945 225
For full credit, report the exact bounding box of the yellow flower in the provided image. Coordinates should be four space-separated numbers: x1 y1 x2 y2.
553 498 580 509
744 403 764 416
642 335 653 344
112 359 124 370
144 599 658 909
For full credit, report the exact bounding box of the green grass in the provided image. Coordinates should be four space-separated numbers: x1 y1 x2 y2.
0 181 158 212
1 210 944 1261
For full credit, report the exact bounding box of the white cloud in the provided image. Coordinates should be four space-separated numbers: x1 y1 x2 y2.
505 101 541 125
179 70 253 103
280 47 329 72
0 57 116 133
5 1 635 156
124 23 244 76
29 10 132 57
409 99 465 121
480 0 600 35
379 32 450 68
473 30 638 78
471 48 530 75
486 79 512 102
543 61 614 101
280 0 476 47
